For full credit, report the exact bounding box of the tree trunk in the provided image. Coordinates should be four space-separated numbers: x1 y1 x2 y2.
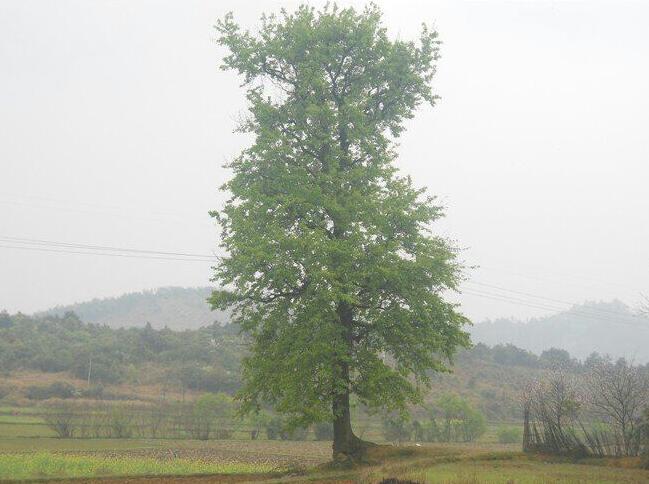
331 302 372 461
332 366 363 457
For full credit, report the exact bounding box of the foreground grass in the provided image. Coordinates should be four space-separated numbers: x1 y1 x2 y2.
290 446 649 484
0 453 281 481
404 458 649 483
0 441 646 483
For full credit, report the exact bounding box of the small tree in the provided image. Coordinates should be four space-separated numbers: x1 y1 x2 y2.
44 402 77 438
423 414 441 442
147 401 170 439
435 394 486 442
382 413 412 445
248 410 270 440
459 407 486 442
586 359 649 456
265 415 284 440
411 420 425 442
107 405 134 439
187 393 233 440
641 407 649 468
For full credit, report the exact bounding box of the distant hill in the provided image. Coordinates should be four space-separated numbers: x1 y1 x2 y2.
41 289 649 361
470 300 649 363
41 287 227 330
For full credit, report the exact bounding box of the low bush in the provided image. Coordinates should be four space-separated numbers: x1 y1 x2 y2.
497 427 522 444
436 394 487 443
281 426 309 441
313 422 333 441
25 382 76 400
382 414 412 444
43 402 77 438
0 383 14 400
78 384 105 399
265 416 284 440
184 393 233 440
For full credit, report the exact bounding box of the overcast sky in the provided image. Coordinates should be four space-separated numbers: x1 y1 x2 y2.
1 0 648 322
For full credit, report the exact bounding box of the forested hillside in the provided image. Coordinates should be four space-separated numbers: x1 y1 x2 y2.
40 287 226 330
471 300 649 362
3 311 643 421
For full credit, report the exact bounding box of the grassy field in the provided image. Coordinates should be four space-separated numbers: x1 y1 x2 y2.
0 453 280 481
407 459 649 483
0 438 647 482
0 406 647 482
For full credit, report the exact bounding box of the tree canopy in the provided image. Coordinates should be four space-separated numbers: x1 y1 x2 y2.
210 3 470 458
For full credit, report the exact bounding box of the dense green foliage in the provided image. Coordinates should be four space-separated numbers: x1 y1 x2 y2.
435 393 487 442
381 394 486 444
188 393 234 440
0 311 241 392
3 311 644 425
209 4 470 449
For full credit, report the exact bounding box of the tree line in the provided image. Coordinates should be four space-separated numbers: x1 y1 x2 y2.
2 311 644 407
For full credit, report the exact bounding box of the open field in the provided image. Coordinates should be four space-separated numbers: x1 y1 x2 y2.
407 459 649 483
0 453 280 481
0 436 647 482
0 405 522 447
0 406 647 482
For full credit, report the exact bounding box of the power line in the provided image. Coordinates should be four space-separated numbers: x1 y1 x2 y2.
463 289 568 313
464 280 641 320
463 289 646 328
0 244 216 263
0 234 645 325
0 236 217 259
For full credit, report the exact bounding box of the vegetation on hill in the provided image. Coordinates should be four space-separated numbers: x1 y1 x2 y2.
0 311 241 395
36 290 649 364
471 300 649 363
4 311 646 425
40 287 225 330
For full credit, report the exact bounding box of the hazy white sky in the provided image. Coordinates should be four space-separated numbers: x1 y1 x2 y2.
1 0 648 321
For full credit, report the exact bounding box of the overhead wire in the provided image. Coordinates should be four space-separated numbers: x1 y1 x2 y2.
0 235 217 259
462 289 646 328
0 244 216 263
0 234 645 326
464 280 642 320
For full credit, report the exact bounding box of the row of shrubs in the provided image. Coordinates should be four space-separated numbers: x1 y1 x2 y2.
382 394 490 444
42 393 333 441
35 388 526 445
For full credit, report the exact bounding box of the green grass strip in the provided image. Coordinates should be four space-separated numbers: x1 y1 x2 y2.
0 453 282 480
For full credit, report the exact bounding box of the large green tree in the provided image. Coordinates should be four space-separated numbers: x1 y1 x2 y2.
210 4 470 459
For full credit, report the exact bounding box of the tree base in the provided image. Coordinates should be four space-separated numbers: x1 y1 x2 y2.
332 436 377 467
